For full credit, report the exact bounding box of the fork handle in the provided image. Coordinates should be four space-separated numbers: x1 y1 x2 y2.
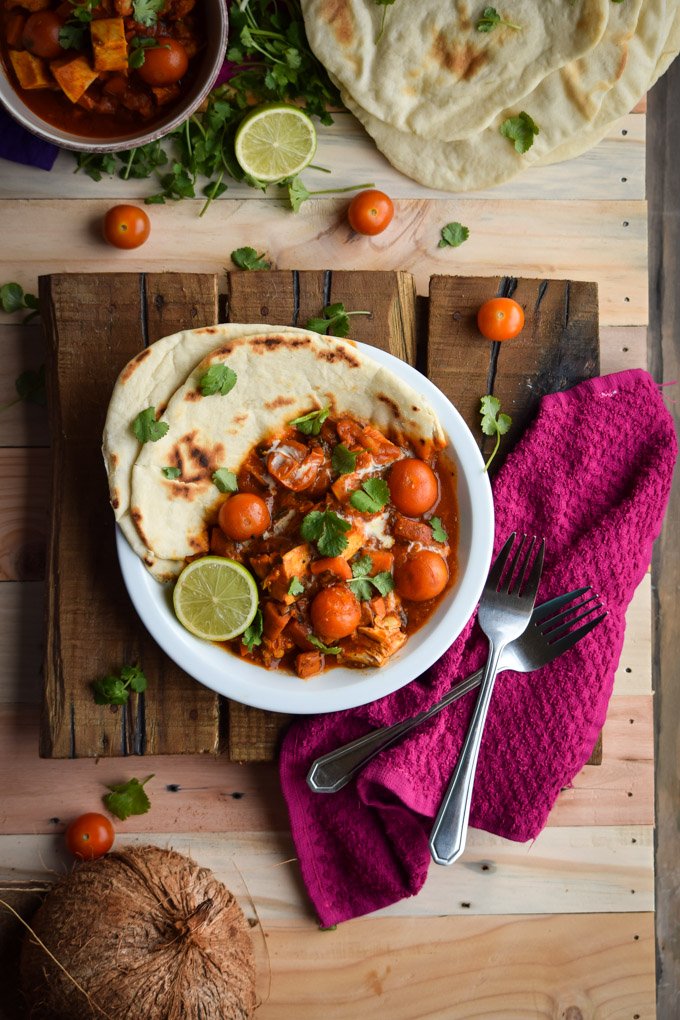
306 667 486 793
429 641 505 866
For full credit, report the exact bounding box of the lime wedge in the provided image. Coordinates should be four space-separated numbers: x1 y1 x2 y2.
173 557 258 642
234 103 317 183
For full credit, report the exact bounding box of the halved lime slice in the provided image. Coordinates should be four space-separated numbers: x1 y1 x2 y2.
234 103 317 183
173 557 258 642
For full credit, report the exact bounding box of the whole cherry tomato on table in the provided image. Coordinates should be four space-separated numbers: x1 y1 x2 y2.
65 812 115 860
395 550 449 602
103 205 151 250
476 297 525 342
310 585 361 641
388 458 439 517
22 11 63 59
218 493 271 541
137 38 189 86
347 189 394 235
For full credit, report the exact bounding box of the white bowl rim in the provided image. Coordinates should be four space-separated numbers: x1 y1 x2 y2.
0 1 228 153
116 342 495 714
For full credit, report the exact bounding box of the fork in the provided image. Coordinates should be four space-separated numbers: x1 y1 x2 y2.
429 532 545 866
306 588 606 794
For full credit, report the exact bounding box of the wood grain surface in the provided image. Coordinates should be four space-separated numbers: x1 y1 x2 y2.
0 73 663 1017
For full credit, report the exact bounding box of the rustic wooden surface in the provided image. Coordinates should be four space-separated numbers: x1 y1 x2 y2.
0 82 668 1016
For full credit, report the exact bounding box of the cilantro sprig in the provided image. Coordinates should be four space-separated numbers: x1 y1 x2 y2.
1 282 39 322
162 466 181 479
132 0 163 27
476 7 522 32
374 0 396 43
128 36 169 70
429 517 448 543
348 555 395 601
480 394 512 470
349 478 390 514
438 222 469 249
213 468 238 493
243 609 263 651
500 112 539 154
92 665 148 706
306 302 371 339
286 178 376 213
288 576 304 597
199 364 237 397
309 634 341 655
103 775 153 821
289 406 329 436
231 247 271 271
133 406 169 444
301 510 351 557
331 443 358 475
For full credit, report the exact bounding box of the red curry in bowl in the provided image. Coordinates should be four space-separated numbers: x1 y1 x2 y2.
200 408 459 680
0 0 205 138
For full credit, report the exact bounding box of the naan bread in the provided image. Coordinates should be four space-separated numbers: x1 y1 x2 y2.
103 323 308 580
301 0 609 140
336 0 646 192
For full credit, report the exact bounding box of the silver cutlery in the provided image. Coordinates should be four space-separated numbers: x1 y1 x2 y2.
430 532 545 866
306 587 606 794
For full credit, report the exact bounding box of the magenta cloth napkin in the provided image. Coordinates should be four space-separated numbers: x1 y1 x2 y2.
279 368 677 926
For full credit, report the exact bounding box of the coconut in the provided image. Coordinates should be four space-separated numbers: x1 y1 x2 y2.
20 845 256 1020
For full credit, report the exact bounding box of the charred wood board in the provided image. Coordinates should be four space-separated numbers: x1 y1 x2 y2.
39 270 600 763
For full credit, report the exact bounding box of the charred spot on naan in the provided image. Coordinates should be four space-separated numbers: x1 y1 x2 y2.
377 393 401 419
319 0 353 46
130 507 150 547
120 347 152 383
429 32 490 81
163 431 227 494
264 396 296 411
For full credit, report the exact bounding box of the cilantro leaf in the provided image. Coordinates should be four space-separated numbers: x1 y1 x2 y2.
286 177 377 213
305 302 370 339
349 477 390 514
133 406 169 444
213 468 238 493
300 510 351 557
429 516 448 542
103 775 153 821
92 664 148 705
242 608 263 651
348 556 394 600
231 246 271 270
309 634 341 655
332 443 358 475
1 282 39 322
289 406 329 435
128 35 167 69
132 0 163 27
162 466 181 479
374 0 396 43
14 366 46 406
288 576 304 596
59 18 86 45
476 6 522 31
199 364 237 397
438 222 470 249
480 394 512 470
500 112 539 154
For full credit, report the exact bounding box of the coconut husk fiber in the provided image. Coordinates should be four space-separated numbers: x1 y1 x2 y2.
20 845 256 1020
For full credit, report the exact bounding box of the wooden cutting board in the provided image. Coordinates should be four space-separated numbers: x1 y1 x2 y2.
39 269 598 760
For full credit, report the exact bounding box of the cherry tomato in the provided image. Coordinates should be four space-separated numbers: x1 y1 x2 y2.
347 189 394 236
218 493 270 541
388 458 438 517
103 205 151 250
395 550 449 602
22 10 63 59
65 812 115 860
267 441 324 492
137 38 189 86
476 297 525 342
310 585 361 641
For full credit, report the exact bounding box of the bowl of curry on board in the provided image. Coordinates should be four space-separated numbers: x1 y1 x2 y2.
0 0 227 151
107 326 495 714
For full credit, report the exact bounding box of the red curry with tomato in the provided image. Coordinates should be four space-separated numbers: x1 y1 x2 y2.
205 409 459 680
1 0 204 138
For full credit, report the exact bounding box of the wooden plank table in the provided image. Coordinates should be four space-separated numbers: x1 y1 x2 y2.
0 80 672 1016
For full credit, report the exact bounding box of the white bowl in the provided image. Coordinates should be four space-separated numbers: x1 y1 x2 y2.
116 344 494 714
0 0 227 153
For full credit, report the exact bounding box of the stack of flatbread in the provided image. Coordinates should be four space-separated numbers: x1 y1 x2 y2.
300 0 680 190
